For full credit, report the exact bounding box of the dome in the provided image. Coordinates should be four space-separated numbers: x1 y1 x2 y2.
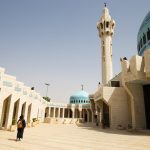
70 90 90 104
137 11 150 56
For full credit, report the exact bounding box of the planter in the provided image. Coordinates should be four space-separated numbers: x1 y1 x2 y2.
32 122 36 127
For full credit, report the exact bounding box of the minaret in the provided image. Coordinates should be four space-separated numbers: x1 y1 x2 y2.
97 4 115 85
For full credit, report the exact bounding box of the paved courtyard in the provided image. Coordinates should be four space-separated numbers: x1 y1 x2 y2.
0 123 150 150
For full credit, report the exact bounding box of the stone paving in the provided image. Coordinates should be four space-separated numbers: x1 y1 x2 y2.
0 123 150 150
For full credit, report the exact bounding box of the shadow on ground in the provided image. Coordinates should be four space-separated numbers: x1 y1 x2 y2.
76 123 150 136
8 138 17 142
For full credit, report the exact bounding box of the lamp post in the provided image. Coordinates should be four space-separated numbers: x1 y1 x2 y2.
45 83 50 97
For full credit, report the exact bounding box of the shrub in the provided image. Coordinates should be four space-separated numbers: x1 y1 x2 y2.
32 118 37 122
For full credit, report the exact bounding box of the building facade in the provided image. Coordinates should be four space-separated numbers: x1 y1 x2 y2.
91 5 150 130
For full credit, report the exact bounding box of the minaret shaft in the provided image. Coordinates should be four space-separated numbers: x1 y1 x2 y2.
97 6 115 85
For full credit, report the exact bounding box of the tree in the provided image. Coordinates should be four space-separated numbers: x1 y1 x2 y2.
43 96 51 102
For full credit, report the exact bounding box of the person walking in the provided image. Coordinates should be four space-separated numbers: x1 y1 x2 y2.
16 115 26 141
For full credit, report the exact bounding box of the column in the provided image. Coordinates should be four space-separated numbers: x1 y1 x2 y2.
86 109 90 122
58 108 60 118
62 108 65 118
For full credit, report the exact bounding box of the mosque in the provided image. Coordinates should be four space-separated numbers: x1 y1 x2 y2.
0 5 150 131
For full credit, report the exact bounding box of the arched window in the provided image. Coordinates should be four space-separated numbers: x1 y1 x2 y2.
84 100 85 103
100 23 103 29
138 42 140 53
112 23 114 28
86 101 88 103
79 100 80 103
106 21 109 28
140 38 143 48
147 28 150 41
81 100 83 103
143 34 146 45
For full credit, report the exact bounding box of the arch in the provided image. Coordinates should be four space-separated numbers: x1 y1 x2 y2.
27 104 32 123
143 33 146 45
12 99 20 125
103 102 110 127
147 28 150 41
45 107 49 118
21 102 26 117
55 108 59 118
0 95 11 129
106 21 109 28
75 109 80 118
50 107 54 117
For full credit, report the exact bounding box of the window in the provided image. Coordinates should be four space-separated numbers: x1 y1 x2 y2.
84 100 85 103
106 21 109 28
111 81 120 87
143 34 146 45
100 23 103 29
140 38 143 48
112 23 114 28
81 100 83 103
147 28 150 41
138 43 140 53
79 100 80 103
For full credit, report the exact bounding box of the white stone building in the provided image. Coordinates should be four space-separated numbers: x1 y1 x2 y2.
91 5 150 130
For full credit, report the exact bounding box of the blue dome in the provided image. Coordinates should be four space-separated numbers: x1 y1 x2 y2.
70 90 90 104
137 11 150 56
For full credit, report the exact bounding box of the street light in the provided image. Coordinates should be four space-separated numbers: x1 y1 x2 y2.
45 83 50 97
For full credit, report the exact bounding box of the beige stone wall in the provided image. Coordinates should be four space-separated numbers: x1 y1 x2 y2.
126 83 146 129
103 87 129 129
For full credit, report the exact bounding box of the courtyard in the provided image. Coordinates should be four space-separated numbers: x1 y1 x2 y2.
0 124 150 150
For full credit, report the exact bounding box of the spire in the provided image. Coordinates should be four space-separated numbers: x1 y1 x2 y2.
81 84 84 91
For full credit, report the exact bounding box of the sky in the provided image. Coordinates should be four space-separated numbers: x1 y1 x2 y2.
0 0 150 103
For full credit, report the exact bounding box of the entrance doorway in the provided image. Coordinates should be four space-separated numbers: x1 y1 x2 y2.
103 102 110 127
143 84 150 129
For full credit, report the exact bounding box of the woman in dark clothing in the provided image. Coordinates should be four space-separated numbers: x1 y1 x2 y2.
16 115 26 141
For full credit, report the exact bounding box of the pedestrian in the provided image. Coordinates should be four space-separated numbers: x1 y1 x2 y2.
16 115 26 141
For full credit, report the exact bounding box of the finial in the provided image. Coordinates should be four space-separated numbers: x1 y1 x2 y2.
81 84 84 91
104 2 107 7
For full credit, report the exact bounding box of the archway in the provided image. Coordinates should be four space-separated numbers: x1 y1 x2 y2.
21 102 26 117
55 108 59 118
103 102 110 127
50 107 54 117
143 84 150 129
27 104 32 123
64 108 68 118
45 107 49 118
75 109 80 118
82 109 87 122
12 99 20 125
60 108 63 118
1 95 11 129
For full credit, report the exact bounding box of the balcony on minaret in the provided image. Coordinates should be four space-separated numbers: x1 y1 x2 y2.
97 6 115 37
